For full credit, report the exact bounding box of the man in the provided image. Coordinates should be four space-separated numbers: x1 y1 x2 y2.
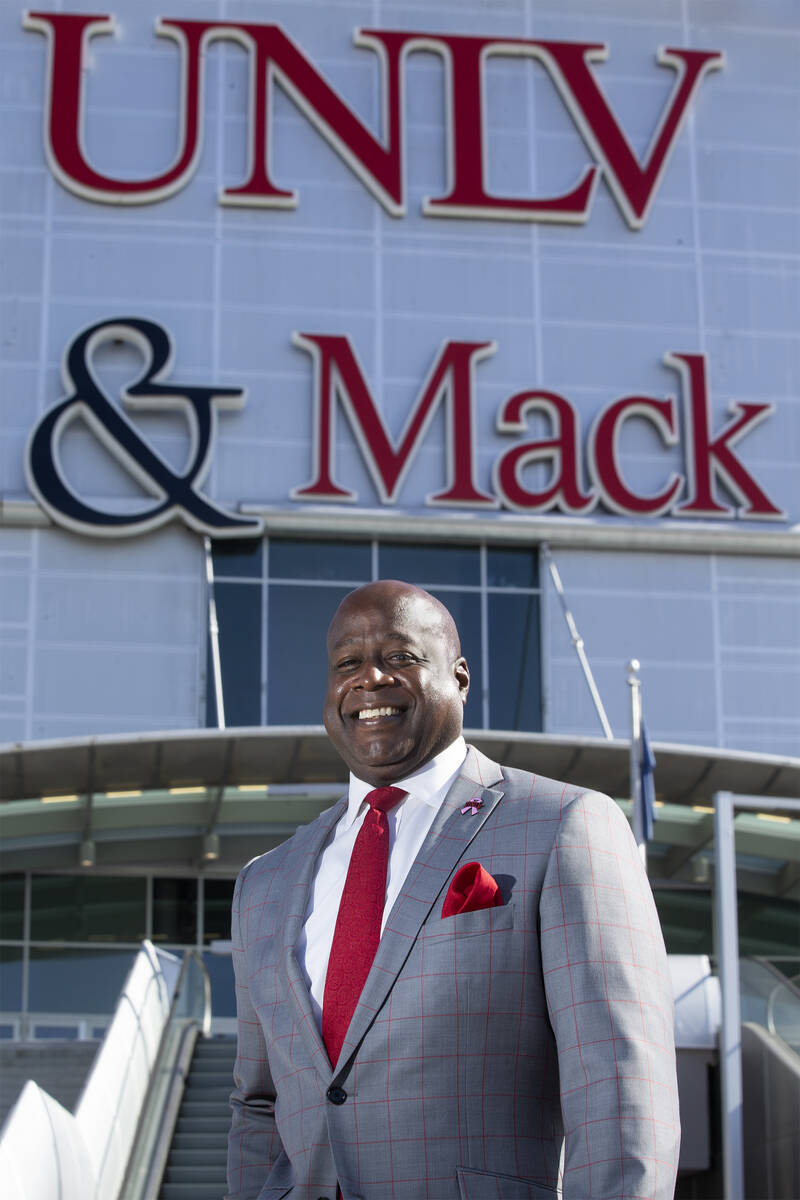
227 580 680 1200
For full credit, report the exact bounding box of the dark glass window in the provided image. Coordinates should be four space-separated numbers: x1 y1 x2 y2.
488 593 542 731
30 876 146 943
208 581 262 727
653 889 800 961
652 890 713 956
270 539 370 582
153 878 198 944
738 894 800 960
428 589 482 730
211 538 263 579
28 948 133 1013
206 538 543 733
0 873 25 940
203 878 235 945
487 546 539 589
0 946 23 1010
267 585 350 724
379 543 480 587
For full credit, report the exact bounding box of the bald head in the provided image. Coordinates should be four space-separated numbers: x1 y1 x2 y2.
323 579 469 786
328 580 461 658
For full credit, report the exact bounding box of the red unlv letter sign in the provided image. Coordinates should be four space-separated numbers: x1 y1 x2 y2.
24 11 723 227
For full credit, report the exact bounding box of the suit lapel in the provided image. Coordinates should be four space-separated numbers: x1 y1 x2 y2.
277 797 346 1082
333 746 505 1074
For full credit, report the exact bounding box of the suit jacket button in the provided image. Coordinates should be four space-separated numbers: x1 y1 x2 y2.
326 1084 347 1105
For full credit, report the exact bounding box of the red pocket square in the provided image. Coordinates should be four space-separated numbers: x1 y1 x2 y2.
442 861 503 919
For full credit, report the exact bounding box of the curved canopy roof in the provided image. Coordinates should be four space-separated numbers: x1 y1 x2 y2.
3 725 799 805
1 729 798 896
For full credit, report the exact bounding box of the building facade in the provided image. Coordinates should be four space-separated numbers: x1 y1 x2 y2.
1 0 798 1040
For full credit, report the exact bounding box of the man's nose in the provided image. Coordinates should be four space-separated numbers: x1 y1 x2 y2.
356 661 394 689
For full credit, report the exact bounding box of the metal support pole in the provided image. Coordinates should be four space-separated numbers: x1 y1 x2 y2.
80 743 96 867
203 535 226 730
626 659 646 867
541 543 613 740
714 791 744 1200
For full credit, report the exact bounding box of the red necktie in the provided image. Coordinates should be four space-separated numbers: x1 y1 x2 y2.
322 786 407 1066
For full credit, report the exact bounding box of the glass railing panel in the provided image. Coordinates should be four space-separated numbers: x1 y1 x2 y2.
739 956 800 1054
172 950 211 1029
765 980 800 1054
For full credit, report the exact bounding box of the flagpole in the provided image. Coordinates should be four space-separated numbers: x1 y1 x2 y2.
627 658 646 867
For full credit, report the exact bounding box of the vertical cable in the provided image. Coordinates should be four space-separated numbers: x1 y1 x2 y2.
204 536 226 730
542 543 613 739
479 544 490 729
627 658 646 867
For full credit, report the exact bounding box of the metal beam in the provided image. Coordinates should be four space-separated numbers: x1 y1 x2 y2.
714 791 744 1200
662 813 714 877
6 497 800 556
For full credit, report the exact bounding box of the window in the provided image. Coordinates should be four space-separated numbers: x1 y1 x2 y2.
153 878 198 944
206 538 543 732
266 585 351 725
0 946 23 1011
203 879 235 945
0 874 239 1032
0 874 24 940
652 888 800 964
30 875 146 943
28 949 134 1014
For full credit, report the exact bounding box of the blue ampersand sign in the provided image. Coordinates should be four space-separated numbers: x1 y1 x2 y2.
25 316 263 538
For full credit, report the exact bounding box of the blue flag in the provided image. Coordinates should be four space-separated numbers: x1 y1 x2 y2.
639 719 657 842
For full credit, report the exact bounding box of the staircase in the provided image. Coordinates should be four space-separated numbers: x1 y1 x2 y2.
158 1035 236 1200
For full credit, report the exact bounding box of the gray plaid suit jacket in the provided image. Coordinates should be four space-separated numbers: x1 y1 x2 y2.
227 746 680 1200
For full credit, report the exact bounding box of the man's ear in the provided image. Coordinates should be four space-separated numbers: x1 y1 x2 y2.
454 657 470 703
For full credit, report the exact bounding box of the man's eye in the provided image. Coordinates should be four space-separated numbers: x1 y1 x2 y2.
336 658 359 670
388 652 414 663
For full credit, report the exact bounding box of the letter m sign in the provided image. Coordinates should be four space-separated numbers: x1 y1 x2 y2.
291 334 497 507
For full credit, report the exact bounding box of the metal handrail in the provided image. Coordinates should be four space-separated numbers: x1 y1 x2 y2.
764 971 800 1048
171 946 213 1034
119 949 213 1200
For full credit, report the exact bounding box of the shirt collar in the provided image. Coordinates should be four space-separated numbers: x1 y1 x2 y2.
344 735 468 828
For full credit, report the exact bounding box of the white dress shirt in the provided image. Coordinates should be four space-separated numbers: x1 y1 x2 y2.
297 735 468 1028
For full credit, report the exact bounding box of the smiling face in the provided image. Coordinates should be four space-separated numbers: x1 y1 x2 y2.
323 581 470 787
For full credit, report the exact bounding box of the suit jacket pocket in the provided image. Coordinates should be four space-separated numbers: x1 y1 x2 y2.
457 1166 558 1199
422 902 516 939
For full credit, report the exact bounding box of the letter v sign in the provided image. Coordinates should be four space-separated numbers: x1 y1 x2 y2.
539 41 724 229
